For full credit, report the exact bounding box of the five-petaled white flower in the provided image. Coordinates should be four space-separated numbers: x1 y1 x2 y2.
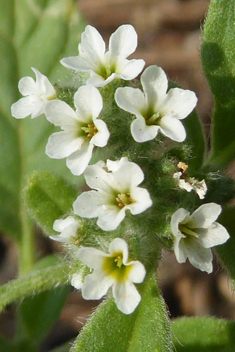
73 157 152 231
115 65 197 143
50 216 80 243
61 24 145 87
72 237 146 314
171 203 230 273
45 84 110 176
11 67 56 119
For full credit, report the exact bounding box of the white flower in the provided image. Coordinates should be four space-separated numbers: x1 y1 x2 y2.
73 157 152 231
115 65 197 143
45 84 110 176
171 203 230 273
50 216 80 243
60 24 145 87
71 238 146 314
173 172 207 199
11 67 56 119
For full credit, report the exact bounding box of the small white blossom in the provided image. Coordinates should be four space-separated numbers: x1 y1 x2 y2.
71 238 146 314
45 84 110 176
73 157 152 231
50 216 80 243
115 65 197 143
171 203 230 273
173 172 207 199
61 24 145 87
11 67 56 119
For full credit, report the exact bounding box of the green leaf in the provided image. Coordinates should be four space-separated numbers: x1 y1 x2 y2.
0 0 85 241
201 0 235 167
182 109 206 171
23 171 78 235
0 263 71 313
71 271 173 352
215 207 235 289
15 253 69 349
172 317 235 352
16 286 69 349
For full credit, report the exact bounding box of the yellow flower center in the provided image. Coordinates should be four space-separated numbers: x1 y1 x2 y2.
116 193 133 208
102 251 133 282
81 123 98 138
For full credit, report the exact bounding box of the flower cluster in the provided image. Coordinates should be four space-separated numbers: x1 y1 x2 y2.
12 24 230 314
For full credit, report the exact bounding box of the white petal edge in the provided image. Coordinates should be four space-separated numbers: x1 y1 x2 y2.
112 281 141 314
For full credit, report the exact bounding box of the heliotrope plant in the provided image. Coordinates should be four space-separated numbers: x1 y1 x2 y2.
5 2 235 349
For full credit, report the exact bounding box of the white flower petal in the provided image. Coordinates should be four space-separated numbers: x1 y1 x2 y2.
115 87 147 117
46 131 83 159
84 162 112 192
86 72 115 87
106 157 128 172
109 238 129 263
197 223 230 248
11 96 40 119
78 25 106 68
18 76 38 95
60 56 92 71
159 115 186 142
112 161 144 191
112 281 141 314
76 247 107 269
82 270 114 300
141 65 168 107
127 187 152 214
97 206 126 231
131 116 159 142
53 216 78 232
71 272 83 290
174 237 189 264
118 59 145 80
171 208 190 238
73 190 106 218
178 179 194 192
66 143 93 176
184 240 213 273
32 67 55 98
50 216 79 243
74 85 103 121
45 100 78 126
188 203 222 229
109 24 138 61
91 119 110 147
162 87 197 120
127 261 146 283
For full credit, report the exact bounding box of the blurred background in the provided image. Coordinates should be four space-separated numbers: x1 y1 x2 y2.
1 0 235 350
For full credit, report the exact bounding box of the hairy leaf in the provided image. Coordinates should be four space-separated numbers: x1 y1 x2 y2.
71 271 173 352
201 0 235 167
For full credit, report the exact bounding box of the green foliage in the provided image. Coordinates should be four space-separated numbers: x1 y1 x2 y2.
201 0 235 167
23 171 78 235
0 262 71 313
173 317 235 351
72 271 173 352
16 286 69 350
216 207 235 289
0 0 85 240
